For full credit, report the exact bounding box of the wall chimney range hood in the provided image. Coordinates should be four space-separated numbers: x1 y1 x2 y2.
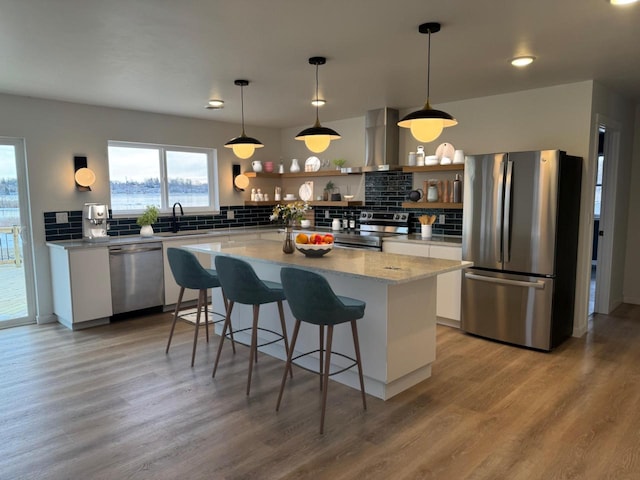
358 107 401 172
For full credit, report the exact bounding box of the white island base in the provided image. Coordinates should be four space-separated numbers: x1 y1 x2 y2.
186 241 469 401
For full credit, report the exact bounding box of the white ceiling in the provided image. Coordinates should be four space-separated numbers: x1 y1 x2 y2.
1 0 639 129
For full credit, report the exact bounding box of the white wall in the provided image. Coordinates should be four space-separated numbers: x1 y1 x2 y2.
590 82 637 312
623 105 640 304
0 93 282 323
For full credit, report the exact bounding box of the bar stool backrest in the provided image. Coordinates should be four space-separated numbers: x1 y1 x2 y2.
214 255 275 305
167 248 219 290
280 267 364 326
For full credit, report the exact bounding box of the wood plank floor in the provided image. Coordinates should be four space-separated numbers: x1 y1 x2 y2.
1 304 640 479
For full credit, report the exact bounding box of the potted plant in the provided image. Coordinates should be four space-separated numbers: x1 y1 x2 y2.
332 158 347 170
323 181 335 201
137 205 159 237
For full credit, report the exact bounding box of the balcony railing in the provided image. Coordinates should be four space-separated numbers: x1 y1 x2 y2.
0 226 22 267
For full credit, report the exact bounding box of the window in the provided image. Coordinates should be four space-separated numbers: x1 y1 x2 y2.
108 141 219 214
594 154 604 218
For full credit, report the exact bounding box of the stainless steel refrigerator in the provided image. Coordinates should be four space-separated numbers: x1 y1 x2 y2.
461 150 582 350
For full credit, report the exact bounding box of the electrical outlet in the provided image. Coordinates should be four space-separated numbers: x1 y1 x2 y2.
439 214 446 224
324 210 330 219
226 210 234 220
55 212 68 224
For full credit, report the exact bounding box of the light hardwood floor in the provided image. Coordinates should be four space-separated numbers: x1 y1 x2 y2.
2 304 639 479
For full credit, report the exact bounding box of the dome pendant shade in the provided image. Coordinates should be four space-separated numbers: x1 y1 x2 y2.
295 119 341 153
398 22 457 142
295 56 340 153
225 79 263 159
225 134 264 159
398 101 457 143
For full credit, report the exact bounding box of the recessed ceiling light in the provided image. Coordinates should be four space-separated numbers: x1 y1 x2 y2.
510 56 536 67
609 0 638 5
206 99 224 109
311 99 326 107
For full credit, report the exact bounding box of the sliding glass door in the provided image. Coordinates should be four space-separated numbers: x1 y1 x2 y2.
0 137 35 327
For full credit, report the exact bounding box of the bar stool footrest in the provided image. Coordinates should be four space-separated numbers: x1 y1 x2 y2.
224 326 285 349
290 349 358 376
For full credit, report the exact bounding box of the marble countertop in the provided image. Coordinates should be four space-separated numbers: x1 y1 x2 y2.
185 239 471 285
46 226 276 250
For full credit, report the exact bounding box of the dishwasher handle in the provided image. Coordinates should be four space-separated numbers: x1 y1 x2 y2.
109 244 163 255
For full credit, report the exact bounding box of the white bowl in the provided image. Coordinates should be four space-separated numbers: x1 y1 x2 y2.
343 194 355 200
425 155 439 166
284 195 296 200
300 219 311 228
295 242 334 257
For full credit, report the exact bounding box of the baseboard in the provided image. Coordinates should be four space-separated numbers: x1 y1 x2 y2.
623 296 640 305
37 314 58 324
436 317 460 329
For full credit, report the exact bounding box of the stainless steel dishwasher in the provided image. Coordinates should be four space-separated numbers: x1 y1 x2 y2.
109 242 164 315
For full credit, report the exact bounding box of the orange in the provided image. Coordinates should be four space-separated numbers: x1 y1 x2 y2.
296 233 309 244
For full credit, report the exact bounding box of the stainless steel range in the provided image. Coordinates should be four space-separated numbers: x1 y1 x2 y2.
333 211 409 251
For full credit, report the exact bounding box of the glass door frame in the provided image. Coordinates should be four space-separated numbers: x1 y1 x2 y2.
0 136 36 328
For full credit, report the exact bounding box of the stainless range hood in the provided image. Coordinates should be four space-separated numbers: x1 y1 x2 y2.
359 107 400 172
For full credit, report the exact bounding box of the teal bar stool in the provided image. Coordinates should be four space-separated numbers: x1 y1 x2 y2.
212 255 292 396
165 248 229 367
277 267 367 434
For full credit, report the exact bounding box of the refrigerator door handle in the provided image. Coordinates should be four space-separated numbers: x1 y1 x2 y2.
497 159 506 263
465 272 546 289
503 160 514 263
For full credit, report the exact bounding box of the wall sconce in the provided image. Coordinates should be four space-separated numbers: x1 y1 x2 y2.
232 164 249 192
74 156 96 191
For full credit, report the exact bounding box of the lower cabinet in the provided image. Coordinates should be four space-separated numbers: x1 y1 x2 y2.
49 246 113 329
383 241 462 326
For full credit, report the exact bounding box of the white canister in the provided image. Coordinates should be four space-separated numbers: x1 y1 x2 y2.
331 218 341 231
416 146 425 166
453 149 465 164
421 224 432 239
408 152 416 166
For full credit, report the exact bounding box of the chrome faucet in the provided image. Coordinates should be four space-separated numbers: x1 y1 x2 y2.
171 202 184 233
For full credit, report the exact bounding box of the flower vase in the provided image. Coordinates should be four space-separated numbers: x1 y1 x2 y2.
283 226 294 254
140 225 154 237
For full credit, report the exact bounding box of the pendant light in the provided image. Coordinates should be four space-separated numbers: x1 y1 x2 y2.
398 22 457 143
295 57 341 153
225 79 264 159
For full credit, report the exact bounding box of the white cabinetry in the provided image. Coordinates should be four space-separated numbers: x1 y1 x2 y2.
49 246 113 329
382 240 462 326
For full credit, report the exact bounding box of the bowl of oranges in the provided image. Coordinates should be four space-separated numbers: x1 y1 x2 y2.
295 232 334 257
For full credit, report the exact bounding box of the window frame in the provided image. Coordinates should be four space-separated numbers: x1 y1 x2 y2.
107 140 220 216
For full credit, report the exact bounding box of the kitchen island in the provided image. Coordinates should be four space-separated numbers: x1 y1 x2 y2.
185 240 471 400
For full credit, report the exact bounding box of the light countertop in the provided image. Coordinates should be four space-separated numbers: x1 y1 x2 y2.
46 226 276 250
185 239 471 285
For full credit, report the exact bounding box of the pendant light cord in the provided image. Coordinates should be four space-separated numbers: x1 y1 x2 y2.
426 27 431 105
240 83 246 136
315 62 320 125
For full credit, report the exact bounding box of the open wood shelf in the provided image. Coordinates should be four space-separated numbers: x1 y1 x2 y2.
403 164 464 173
244 170 352 179
402 202 463 210
244 200 363 207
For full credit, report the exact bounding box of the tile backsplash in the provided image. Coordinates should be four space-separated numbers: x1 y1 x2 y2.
44 171 462 241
